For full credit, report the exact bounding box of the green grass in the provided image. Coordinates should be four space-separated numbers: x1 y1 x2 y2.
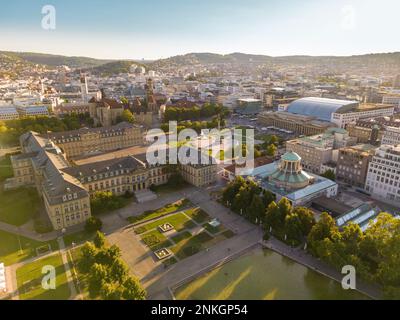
134 213 196 235
171 232 213 260
0 156 13 182
69 246 90 299
16 253 71 300
128 199 190 224
171 231 192 244
184 208 210 224
141 230 173 251
0 188 40 226
63 230 95 247
0 229 59 266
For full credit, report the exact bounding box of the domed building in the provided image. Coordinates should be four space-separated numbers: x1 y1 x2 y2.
268 152 314 191
253 151 338 206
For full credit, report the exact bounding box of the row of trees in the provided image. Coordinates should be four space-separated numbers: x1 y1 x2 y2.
222 177 316 244
222 177 276 224
223 176 400 298
160 117 226 134
79 232 146 300
163 103 230 122
0 113 94 146
307 212 400 299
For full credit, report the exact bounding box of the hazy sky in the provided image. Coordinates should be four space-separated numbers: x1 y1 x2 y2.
1 0 399 60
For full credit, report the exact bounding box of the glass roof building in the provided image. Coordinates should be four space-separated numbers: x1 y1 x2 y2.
287 97 359 122
253 152 338 206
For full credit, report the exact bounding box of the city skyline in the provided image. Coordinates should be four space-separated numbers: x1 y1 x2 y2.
1 0 400 60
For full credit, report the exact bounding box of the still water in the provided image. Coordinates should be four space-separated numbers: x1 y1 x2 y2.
175 248 369 300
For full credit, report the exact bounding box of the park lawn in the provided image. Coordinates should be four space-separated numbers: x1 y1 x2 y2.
68 247 90 300
170 232 213 260
171 231 192 244
16 253 71 300
68 246 90 299
0 230 59 266
0 188 40 226
63 230 96 247
141 230 173 251
128 198 190 224
184 208 210 224
134 213 196 235
0 156 13 182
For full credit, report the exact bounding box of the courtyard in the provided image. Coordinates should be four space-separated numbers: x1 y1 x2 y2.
133 204 236 266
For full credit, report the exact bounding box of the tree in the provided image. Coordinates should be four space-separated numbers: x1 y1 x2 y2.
265 144 277 157
79 242 98 272
110 258 129 284
292 207 316 236
307 212 339 254
93 231 106 249
232 186 252 215
285 213 303 243
261 190 276 209
120 109 135 123
100 282 123 300
122 277 146 300
277 197 292 224
85 216 103 233
222 176 246 206
95 245 121 266
321 169 336 181
264 201 282 231
88 263 109 298
248 195 265 224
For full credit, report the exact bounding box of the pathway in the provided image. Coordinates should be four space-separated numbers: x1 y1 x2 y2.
57 237 79 300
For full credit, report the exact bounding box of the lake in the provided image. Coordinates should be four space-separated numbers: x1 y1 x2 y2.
175 248 369 300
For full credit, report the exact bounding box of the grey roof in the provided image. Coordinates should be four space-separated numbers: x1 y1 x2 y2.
62 155 147 179
43 122 140 140
19 131 88 205
287 97 359 122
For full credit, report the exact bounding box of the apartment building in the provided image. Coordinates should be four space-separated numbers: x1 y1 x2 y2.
0 106 19 120
331 105 394 128
286 128 356 174
365 145 400 205
336 144 377 188
46 122 143 158
381 126 400 145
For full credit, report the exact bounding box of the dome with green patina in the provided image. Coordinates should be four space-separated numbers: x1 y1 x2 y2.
281 151 302 162
268 151 314 191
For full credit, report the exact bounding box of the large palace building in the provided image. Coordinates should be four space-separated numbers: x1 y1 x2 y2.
6 128 217 230
45 122 143 159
